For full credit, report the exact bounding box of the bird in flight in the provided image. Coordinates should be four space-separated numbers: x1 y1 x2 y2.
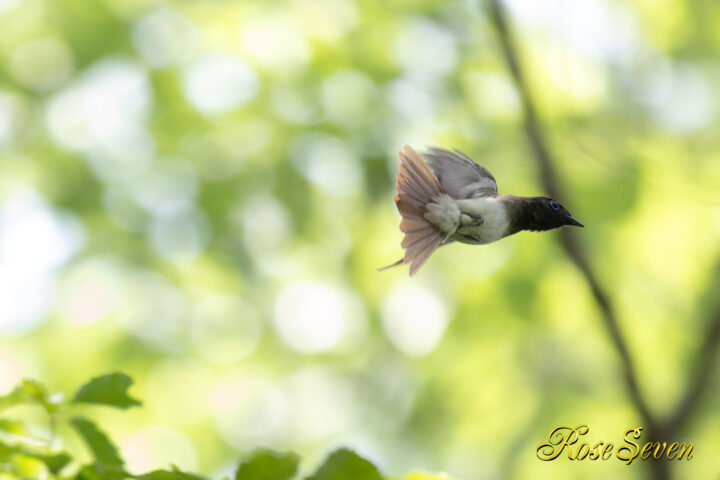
381 145 584 276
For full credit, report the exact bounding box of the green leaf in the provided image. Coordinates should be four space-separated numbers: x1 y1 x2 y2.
74 463 128 480
0 438 71 475
73 373 142 410
136 465 207 480
0 438 19 462
235 449 298 480
22 450 72 475
0 419 29 436
71 417 124 468
305 449 383 480
0 379 63 414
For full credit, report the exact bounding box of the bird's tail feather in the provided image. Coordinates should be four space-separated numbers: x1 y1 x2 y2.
393 145 447 276
377 258 403 272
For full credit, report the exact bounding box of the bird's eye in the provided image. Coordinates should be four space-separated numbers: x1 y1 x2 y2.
549 200 561 211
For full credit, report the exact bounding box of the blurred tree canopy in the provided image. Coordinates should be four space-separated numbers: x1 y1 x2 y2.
0 0 719 479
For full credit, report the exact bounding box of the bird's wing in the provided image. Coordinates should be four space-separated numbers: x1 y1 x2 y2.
423 148 498 199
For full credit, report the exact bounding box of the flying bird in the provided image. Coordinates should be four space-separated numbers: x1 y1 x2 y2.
381 145 583 276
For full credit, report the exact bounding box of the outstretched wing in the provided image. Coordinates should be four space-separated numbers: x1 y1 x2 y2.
423 148 498 199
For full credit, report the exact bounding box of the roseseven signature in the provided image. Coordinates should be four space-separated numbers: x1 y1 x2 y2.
536 425 693 464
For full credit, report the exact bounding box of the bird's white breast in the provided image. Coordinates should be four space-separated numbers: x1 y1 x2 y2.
453 196 510 244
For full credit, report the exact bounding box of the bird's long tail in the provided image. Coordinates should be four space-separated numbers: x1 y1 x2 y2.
379 145 448 276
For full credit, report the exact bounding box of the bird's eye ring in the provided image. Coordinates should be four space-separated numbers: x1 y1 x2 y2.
549 200 561 210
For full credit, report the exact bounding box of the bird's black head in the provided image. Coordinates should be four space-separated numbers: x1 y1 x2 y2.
512 197 584 232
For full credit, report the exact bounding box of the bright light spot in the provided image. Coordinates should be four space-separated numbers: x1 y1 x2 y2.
273 282 360 354
381 284 450 356
393 18 457 77
241 14 310 72
270 82 319 124
0 191 83 335
321 70 378 127
237 194 292 256
463 72 519 119
123 425 198 474
102 185 148 232
644 62 715 132
57 258 125 325
210 377 288 448
0 275 51 335
117 272 187 349
190 295 262 364
544 49 607 103
10 37 73 91
283 367 360 442
387 76 438 120
0 0 20 15
148 203 208 264
292 0 358 40
0 91 25 149
0 99 11 147
85 122 155 181
46 59 152 150
506 0 639 63
132 8 198 68
366 360 416 429
46 59 154 178
0 351 23 393
122 156 198 216
290 132 362 197
181 53 258 116
183 120 272 181
145 359 213 425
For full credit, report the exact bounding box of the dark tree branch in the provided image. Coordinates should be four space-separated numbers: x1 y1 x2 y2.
485 1 677 478
557 230 656 431
485 0 562 201
486 0 655 431
487 1 720 478
664 265 720 434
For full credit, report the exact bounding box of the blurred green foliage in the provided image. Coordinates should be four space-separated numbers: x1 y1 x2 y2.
0 373 449 480
0 0 719 479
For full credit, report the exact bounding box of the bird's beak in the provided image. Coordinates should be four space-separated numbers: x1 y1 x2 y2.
565 215 584 228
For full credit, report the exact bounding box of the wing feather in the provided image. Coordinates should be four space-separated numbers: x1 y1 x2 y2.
423 148 498 199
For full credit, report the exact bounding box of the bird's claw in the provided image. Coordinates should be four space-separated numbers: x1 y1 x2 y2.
460 234 482 244
469 215 484 227
460 213 484 227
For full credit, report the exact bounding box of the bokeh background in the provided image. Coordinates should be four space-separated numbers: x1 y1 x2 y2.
0 0 719 478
